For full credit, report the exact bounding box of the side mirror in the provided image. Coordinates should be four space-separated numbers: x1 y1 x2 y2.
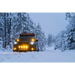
35 40 38 42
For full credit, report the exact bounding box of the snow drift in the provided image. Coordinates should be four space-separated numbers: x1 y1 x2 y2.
0 46 75 62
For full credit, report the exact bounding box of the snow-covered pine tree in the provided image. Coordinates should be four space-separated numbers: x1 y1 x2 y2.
0 13 9 48
66 18 75 49
0 13 4 48
22 13 35 33
48 34 53 47
65 9 71 20
0 37 5 51
65 9 75 20
35 23 46 51
65 13 75 50
54 30 66 50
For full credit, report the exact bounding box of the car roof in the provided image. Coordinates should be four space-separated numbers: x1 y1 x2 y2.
20 33 35 36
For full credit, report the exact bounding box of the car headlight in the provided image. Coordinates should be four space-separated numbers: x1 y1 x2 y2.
30 42 34 45
14 42 18 44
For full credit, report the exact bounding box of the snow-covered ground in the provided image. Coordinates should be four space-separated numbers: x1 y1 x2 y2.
0 46 75 62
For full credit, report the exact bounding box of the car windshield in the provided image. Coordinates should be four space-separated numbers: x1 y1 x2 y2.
20 35 35 41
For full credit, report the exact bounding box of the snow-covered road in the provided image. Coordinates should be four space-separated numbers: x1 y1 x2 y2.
0 47 75 62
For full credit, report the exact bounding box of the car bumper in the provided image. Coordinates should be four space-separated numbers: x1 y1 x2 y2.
13 46 36 52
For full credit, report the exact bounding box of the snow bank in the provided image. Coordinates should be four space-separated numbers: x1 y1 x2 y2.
0 46 75 62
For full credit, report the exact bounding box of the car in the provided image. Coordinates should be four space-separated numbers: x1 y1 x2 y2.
13 33 38 52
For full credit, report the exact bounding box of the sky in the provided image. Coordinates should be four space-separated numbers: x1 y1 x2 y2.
28 13 69 37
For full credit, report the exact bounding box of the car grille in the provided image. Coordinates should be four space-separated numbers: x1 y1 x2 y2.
18 42 29 45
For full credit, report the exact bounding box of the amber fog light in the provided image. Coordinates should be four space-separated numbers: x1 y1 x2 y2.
31 48 34 51
13 47 16 50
